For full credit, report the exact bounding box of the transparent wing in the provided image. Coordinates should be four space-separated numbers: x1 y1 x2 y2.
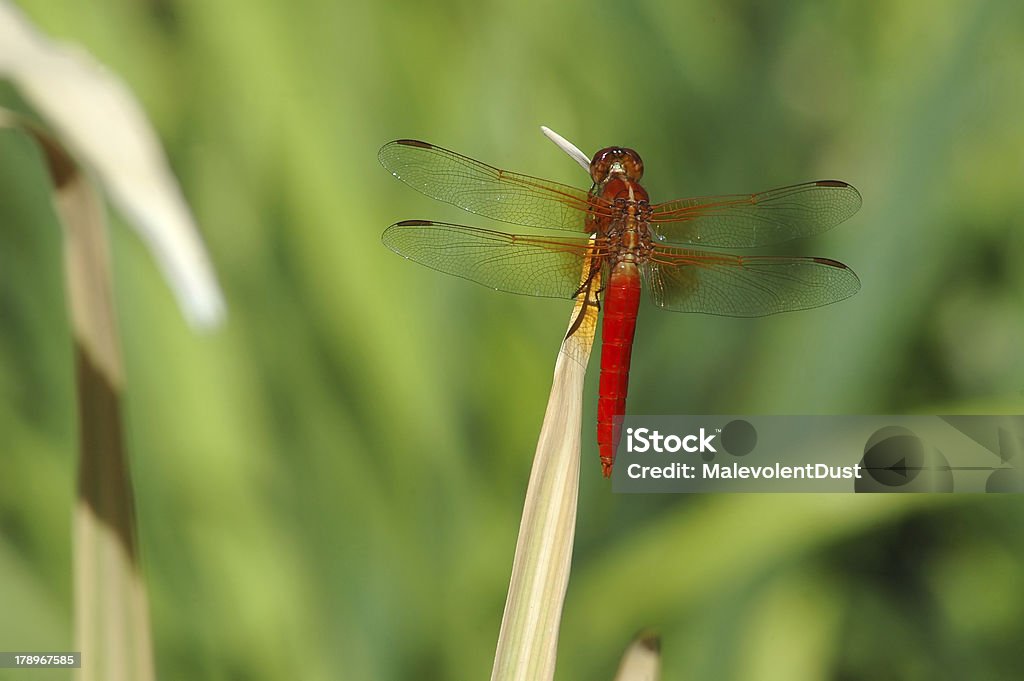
643 247 860 316
382 220 604 298
379 140 613 232
648 181 862 247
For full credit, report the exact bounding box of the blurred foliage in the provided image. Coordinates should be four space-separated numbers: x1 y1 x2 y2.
1 0 1024 679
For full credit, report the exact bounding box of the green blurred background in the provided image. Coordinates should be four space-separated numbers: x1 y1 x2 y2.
2 0 1024 678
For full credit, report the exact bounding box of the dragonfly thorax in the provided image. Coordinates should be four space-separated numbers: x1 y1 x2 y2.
600 177 651 204
606 222 656 266
586 166 652 243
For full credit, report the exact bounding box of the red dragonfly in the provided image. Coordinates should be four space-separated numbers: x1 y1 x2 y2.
380 138 861 476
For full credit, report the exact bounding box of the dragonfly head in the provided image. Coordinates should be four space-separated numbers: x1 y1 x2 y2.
590 147 644 184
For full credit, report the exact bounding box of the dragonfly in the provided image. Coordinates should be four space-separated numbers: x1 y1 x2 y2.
379 137 861 477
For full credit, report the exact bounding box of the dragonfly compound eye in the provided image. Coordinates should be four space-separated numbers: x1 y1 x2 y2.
590 147 644 183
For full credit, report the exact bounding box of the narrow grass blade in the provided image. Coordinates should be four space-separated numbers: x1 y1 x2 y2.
490 243 599 680
613 632 662 681
541 125 591 173
0 110 156 681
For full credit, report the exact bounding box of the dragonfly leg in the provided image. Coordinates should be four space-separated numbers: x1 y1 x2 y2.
566 259 602 340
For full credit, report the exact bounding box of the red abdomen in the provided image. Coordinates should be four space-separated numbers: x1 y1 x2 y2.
597 261 642 477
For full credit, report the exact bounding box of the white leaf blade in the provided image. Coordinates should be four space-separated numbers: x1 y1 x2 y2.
0 1 226 329
491 266 598 681
541 125 591 173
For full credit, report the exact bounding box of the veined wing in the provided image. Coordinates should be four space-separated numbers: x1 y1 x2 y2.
379 140 615 232
382 220 605 298
643 247 860 316
648 181 862 248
